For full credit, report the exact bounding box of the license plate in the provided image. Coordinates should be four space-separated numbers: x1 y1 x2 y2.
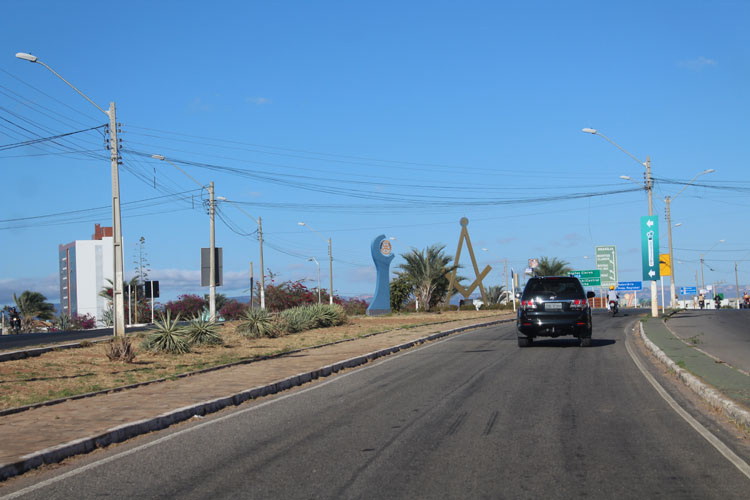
545 302 562 310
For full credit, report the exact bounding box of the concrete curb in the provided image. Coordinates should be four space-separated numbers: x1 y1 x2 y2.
638 321 750 430
0 318 512 481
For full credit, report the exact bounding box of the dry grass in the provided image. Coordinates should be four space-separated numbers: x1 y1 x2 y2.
0 310 510 410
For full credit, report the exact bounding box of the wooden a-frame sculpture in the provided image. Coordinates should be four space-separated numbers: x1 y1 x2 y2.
447 217 491 304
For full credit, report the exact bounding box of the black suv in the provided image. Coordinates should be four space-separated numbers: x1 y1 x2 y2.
516 276 595 347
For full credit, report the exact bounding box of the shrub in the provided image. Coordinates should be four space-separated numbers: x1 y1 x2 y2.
71 313 97 330
142 311 190 354
220 300 248 320
263 280 317 311
163 294 207 319
184 317 223 346
105 337 136 363
279 304 347 334
238 308 278 338
341 297 368 315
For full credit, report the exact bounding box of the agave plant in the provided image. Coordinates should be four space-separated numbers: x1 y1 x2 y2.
238 308 278 338
184 317 223 346
142 311 190 354
279 307 313 334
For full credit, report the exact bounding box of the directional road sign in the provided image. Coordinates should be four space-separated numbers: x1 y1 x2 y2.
595 246 617 287
617 281 642 291
569 269 601 286
680 286 697 295
640 216 660 281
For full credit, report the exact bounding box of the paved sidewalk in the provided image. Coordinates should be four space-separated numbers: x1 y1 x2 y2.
639 317 750 425
0 316 511 481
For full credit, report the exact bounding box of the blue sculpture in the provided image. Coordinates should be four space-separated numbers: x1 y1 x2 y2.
366 234 395 316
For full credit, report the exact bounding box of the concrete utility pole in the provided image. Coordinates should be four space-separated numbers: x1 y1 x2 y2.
328 237 333 305
735 262 740 309
209 181 216 321
665 196 675 307
16 53 126 336
258 217 265 309
249 261 254 309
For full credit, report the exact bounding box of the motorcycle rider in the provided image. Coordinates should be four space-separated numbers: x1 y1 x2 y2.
714 294 721 310
8 307 21 333
607 285 619 310
743 291 749 309
698 293 705 310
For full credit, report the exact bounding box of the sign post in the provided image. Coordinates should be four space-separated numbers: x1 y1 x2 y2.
640 216 660 282
568 269 601 287
595 246 618 287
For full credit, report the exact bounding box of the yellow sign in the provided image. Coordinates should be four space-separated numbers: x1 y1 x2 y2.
659 253 671 277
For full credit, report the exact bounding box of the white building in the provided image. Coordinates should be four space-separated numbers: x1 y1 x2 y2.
58 224 114 324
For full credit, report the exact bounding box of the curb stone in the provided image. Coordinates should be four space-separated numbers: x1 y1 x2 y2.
638 321 750 430
0 318 512 481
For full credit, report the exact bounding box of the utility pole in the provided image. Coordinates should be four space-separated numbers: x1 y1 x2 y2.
645 156 658 318
109 102 126 336
735 262 740 309
700 253 705 291
328 237 333 305
504 259 509 305
665 196 677 308
209 181 216 321
258 216 265 309
250 261 254 310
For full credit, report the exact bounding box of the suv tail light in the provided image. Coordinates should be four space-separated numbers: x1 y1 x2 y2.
521 299 537 309
570 298 587 310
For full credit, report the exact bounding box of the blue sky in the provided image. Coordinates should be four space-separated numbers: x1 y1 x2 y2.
2 0 749 306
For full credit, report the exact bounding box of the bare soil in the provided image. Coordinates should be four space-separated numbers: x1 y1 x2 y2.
0 310 511 411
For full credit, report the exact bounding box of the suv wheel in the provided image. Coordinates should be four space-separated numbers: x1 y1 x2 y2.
518 337 532 348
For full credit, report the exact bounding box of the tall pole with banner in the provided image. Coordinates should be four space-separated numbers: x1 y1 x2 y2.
641 215 660 316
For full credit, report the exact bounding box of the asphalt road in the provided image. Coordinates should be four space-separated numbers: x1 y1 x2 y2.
0 325 150 351
666 310 750 373
4 312 749 499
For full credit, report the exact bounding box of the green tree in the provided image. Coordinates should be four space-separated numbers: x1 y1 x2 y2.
204 293 228 312
390 274 413 312
534 257 572 277
396 244 458 312
13 291 55 332
486 285 506 304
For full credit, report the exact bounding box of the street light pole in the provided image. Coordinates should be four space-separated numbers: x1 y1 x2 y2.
16 53 126 336
209 181 216 321
298 222 333 305
212 196 266 309
151 154 217 319
664 169 714 308
583 128 658 317
309 257 321 303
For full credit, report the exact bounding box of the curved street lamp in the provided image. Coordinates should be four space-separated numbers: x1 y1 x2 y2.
298 222 333 305
17 53 126 336
584 127 657 317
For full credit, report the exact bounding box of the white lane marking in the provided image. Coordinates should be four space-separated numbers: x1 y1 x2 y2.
1 324 507 498
624 323 750 480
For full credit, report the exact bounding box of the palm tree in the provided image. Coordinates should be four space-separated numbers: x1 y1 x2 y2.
487 285 506 304
13 291 55 331
397 244 458 312
534 257 572 277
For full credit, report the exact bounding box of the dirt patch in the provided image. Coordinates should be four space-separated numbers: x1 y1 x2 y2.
0 310 511 410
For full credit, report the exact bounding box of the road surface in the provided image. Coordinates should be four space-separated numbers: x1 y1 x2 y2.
3 311 748 499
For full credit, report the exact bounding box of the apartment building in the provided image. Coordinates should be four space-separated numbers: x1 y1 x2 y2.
58 224 114 323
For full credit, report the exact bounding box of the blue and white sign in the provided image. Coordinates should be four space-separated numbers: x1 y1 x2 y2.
616 281 643 291
680 286 698 295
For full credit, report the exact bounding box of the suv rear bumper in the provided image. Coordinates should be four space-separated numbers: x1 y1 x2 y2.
517 311 591 338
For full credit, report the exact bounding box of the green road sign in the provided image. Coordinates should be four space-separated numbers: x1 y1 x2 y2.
568 269 601 286
595 245 617 286
640 215 660 281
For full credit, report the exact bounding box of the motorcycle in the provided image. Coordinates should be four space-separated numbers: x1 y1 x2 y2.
714 297 721 310
9 314 21 334
743 296 749 309
608 300 619 317
699 298 705 310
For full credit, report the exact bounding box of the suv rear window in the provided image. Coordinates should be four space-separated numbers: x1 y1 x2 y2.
522 278 584 300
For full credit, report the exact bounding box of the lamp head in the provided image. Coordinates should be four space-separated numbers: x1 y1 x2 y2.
703 169 715 174
151 154 165 160
619 175 631 180
216 196 226 201
297 222 306 226
15 52 38 63
581 128 597 134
